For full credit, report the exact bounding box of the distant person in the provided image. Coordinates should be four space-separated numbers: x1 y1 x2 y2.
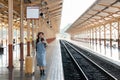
36 32 47 75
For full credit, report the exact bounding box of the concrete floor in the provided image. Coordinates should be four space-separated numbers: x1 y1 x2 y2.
0 40 64 80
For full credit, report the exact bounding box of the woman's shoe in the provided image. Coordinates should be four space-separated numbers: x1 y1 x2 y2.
42 70 45 75
40 70 42 75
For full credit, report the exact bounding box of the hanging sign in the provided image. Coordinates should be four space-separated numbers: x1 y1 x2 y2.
26 6 39 19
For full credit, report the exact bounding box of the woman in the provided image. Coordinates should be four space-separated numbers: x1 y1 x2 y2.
36 32 47 75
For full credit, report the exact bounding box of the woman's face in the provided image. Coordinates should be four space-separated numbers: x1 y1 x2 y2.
39 33 44 38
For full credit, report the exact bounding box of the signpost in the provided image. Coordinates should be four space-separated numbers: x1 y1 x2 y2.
25 6 39 75
26 6 39 55
27 7 39 19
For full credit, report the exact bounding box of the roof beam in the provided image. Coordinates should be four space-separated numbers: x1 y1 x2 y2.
87 13 103 18
98 3 120 9
50 11 61 15
92 9 114 14
49 7 62 13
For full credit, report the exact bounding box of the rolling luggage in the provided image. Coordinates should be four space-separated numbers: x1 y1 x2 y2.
25 56 34 76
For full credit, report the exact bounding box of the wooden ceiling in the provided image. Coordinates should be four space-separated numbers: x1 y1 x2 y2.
0 0 63 28
66 0 120 33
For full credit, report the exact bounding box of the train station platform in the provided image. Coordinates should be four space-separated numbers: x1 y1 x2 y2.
67 39 120 67
0 40 64 80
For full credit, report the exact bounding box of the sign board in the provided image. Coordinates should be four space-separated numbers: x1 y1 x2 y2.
27 6 39 19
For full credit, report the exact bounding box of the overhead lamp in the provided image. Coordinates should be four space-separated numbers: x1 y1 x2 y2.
40 12 43 16
47 20 50 25
40 12 45 19
41 1 47 6
24 0 31 3
0 3 4 8
47 21 49 24
50 26 52 28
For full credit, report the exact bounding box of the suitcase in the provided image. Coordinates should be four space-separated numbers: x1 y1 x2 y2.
25 56 34 76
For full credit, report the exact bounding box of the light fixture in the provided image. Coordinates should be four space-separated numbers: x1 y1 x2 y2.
0 3 4 8
41 1 47 6
47 21 49 24
50 26 52 28
24 0 31 3
40 12 43 16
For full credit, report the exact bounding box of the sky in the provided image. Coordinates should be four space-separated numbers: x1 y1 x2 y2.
60 0 96 29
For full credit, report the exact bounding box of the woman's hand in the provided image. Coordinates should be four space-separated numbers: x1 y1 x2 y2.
42 41 46 43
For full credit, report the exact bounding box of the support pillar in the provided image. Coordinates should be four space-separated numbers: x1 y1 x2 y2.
27 20 30 56
90 29 92 44
20 0 24 61
8 0 13 69
35 20 38 39
32 20 34 49
6 27 7 46
86 30 89 43
118 19 120 48
99 26 101 45
95 27 97 44
36 20 39 34
110 22 112 47
0 21 1 46
104 24 106 46
89 29 91 43
92 28 94 43
1 24 3 46
86 30 87 42
88 29 90 43
84 30 87 42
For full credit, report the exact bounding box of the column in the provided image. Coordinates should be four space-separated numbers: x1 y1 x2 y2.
16 29 17 44
95 27 97 44
110 22 112 47
1 24 3 46
8 0 13 69
20 0 24 61
99 26 101 45
36 20 39 34
0 21 1 46
104 24 106 46
118 19 120 48
92 28 94 43
27 20 30 56
32 20 35 50
88 29 90 43
35 20 37 38
86 29 89 42
90 28 92 44
6 27 7 46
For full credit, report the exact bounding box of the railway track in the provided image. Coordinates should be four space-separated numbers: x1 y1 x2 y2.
66 40 120 79
60 40 117 80
60 41 88 80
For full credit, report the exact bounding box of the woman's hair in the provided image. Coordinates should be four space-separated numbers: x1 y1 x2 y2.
37 32 44 38
36 32 44 45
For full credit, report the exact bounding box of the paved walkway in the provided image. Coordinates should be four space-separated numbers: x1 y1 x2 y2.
0 39 64 80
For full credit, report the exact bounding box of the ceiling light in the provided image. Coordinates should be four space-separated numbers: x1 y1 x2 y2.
0 3 4 8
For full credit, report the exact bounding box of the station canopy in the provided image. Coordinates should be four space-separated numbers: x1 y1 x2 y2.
0 0 63 28
66 0 120 33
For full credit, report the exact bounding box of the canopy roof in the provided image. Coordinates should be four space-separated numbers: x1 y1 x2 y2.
66 0 120 33
0 0 63 29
